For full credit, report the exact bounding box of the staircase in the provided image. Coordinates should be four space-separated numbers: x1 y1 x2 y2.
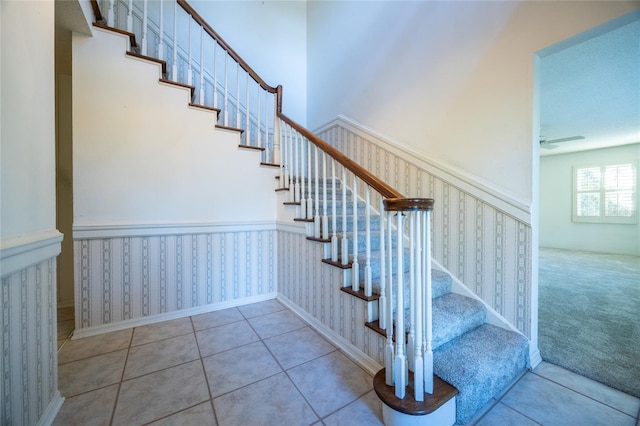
285 179 528 424
89 1 530 423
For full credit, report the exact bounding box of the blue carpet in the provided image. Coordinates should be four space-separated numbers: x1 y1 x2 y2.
539 247 640 397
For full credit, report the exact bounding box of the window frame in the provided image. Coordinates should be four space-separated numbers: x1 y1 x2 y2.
572 161 637 225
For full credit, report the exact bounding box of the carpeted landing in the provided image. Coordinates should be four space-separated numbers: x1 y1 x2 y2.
538 247 640 397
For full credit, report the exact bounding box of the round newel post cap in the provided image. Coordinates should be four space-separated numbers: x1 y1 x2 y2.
383 198 434 212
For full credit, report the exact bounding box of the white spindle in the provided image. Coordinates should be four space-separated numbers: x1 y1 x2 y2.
172 0 178 82
186 17 192 85
414 211 425 400
244 72 250 144
264 90 269 159
340 168 348 265
289 126 295 199
294 127 301 203
256 83 261 149
385 210 394 385
212 43 218 108
322 152 329 240
424 209 434 394
199 25 204 104
223 55 229 126
352 176 359 291
278 124 291 190
126 0 133 32
407 212 416 375
158 0 164 60
314 146 320 238
141 0 148 55
364 186 372 296
235 64 241 128
394 212 406 398
379 199 387 329
331 159 338 262
283 124 290 193
300 135 307 216
107 0 115 27
273 105 281 169
306 140 313 219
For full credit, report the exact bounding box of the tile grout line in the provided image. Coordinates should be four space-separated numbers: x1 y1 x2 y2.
190 315 220 426
253 317 326 423
496 399 545 426
108 326 135 426
530 368 640 418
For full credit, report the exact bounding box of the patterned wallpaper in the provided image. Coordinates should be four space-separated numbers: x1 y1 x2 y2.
278 230 386 366
317 123 533 338
74 228 276 330
1 258 60 426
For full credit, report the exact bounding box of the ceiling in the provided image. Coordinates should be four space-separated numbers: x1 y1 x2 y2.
539 13 640 156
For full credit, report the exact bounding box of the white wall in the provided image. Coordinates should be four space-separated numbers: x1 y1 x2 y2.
540 144 640 256
1 1 64 424
191 0 307 126
72 26 281 332
73 27 278 226
1 1 57 238
306 1 639 202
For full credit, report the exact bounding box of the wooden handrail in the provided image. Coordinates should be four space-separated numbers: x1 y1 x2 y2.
177 0 277 94
91 0 407 203
278 112 404 200
90 0 104 23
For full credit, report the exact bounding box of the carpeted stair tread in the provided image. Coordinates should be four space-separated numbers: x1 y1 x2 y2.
432 293 486 350
355 248 410 281
371 268 451 302
333 215 382 233
433 324 529 424
339 228 397 253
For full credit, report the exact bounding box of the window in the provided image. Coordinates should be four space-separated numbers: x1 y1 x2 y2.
573 163 637 224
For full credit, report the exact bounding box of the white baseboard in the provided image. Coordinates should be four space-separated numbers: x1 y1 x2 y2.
71 292 277 339
36 391 64 426
278 294 382 376
529 347 543 369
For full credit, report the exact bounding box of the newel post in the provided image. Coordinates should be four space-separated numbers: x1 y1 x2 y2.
383 197 435 400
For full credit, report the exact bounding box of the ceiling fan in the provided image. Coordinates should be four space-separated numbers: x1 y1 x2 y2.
539 135 585 149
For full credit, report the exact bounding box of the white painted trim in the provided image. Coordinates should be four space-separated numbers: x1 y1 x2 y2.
275 220 307 234
0 230 63 277
73 220 278 239
278 294 382 376
315 115 532 224
382 397 456 426
71 292 277 339
529 348 543 369
36 391 64 426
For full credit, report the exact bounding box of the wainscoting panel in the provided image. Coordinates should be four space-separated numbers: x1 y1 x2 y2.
277 230 386 368
317 120 532 338
1 234 63 426
73 226 276 330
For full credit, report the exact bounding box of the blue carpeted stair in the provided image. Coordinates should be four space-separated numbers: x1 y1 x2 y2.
295 179 529 424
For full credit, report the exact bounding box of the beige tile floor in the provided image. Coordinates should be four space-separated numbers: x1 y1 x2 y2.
55 300 640 426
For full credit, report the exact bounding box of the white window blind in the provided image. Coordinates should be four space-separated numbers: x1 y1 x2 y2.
574 163 637 224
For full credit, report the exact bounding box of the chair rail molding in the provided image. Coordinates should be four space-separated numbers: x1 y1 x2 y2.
1 230 63 276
